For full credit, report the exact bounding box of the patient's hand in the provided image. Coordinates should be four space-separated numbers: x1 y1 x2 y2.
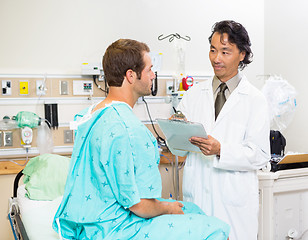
162 201 184 215
129 199 184 218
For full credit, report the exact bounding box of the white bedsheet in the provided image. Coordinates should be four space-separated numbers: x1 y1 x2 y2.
17 185 62 240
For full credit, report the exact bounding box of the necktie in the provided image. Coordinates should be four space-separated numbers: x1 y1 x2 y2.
215 82 228 119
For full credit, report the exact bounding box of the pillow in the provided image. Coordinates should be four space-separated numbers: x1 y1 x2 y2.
22 154 70 200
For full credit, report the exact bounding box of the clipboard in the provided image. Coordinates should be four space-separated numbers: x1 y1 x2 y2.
156 118 208 152
277 154 308 164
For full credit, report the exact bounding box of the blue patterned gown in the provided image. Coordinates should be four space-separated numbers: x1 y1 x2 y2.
53 102 230 240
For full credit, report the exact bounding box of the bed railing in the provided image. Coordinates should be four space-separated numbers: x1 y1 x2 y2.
8 169 29 240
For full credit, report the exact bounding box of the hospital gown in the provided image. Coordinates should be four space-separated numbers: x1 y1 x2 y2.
53 102 230 240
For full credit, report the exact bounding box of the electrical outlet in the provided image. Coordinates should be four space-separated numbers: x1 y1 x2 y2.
64 130 73 143
60 81 68 95
73 80 93 95
2 80 12 95
3 131 13 146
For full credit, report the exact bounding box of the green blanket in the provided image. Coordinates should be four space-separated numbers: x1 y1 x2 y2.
23 153 70 200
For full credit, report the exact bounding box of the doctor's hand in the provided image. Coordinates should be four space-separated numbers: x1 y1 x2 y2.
189 135 221 156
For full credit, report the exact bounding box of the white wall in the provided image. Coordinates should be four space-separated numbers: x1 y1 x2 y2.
264 0 308 152
0 0 264 84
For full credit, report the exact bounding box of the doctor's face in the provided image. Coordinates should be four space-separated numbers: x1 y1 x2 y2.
209 32 245 82
135 52 155 97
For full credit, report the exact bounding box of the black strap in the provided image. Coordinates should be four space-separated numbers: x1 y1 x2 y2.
13 169 24 198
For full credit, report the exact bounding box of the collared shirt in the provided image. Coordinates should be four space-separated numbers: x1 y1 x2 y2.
212 72 242 100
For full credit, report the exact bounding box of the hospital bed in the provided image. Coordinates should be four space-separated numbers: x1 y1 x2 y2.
8 154 70 240
8 170 29 240
8 171 61 240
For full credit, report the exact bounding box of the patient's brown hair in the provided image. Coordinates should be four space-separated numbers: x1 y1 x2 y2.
103 39 150 87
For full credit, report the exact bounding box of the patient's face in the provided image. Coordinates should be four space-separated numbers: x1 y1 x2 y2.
135 52 155 97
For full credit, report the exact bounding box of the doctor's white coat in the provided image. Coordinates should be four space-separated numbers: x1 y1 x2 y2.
177 74 270 240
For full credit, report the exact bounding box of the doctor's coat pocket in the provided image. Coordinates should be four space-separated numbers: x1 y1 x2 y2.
222 171 249 207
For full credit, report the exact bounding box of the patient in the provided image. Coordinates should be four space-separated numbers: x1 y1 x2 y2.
53 39 230 239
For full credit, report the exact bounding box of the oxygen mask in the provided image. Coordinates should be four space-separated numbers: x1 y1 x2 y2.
14 111 41 128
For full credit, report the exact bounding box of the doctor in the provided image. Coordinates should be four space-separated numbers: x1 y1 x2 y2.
177 20 270 240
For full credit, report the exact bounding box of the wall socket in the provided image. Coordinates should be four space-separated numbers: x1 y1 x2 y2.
63 130 73 143
73 80 93 95
3 131 13 146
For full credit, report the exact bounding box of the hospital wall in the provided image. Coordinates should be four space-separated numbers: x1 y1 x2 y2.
264 0 308 153
0 0 267 239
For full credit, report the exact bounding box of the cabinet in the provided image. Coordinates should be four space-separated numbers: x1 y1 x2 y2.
258 168 308 240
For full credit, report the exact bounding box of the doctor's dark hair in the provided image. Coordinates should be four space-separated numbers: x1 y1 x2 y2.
103 39 150 87
208 20 253 70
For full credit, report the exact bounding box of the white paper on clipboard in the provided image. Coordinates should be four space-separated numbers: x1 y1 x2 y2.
156 119 208 152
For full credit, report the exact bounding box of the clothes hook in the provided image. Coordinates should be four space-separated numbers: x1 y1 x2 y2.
158 33 191 42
